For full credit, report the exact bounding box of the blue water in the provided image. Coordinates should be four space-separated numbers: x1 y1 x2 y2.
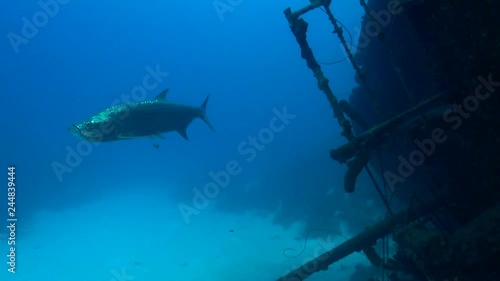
1 1 387 280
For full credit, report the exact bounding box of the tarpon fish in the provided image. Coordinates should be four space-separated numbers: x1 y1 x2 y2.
69 89 214 142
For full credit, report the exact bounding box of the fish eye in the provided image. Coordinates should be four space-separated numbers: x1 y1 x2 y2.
85 121 91 126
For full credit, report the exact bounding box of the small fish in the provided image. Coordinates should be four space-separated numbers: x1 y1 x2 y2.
153 143 160 149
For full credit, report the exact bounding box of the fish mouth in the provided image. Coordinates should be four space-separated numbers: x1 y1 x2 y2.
68 124 82 136
68 124 86 139
69 124 101 141
71 124 82 134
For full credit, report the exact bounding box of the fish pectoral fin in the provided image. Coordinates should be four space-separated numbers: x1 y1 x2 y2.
149 134 166 140
177 128 189 141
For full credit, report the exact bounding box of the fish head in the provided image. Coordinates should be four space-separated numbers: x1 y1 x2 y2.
69 118 119 142
69 120 103 142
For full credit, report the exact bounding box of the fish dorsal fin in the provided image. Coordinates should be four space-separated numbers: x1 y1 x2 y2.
177 128 189 141
154 89 169 100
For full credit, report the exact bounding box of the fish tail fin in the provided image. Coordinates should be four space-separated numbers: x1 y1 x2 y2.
200 94 215 132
